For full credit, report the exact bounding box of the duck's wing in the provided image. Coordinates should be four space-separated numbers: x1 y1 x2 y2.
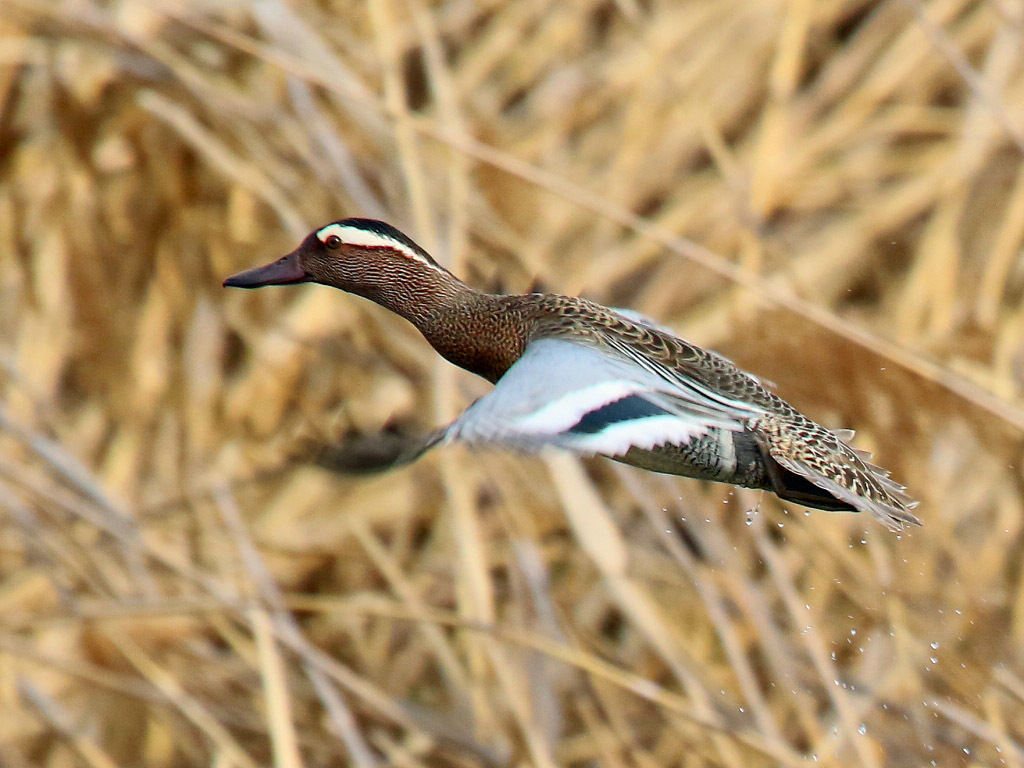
445 338 752 457
589 319 921 529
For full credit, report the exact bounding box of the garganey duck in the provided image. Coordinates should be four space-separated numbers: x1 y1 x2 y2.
224 218 920 530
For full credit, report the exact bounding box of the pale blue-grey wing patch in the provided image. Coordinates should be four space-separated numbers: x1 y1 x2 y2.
444 338 748 458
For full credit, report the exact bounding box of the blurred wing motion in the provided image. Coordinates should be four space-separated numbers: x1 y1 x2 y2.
304 428 447 474
445 338 747 456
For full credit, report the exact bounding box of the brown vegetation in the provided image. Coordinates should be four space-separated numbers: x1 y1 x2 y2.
1 0 1023 765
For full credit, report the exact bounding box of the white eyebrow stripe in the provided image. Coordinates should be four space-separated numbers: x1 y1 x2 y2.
315 223 440 269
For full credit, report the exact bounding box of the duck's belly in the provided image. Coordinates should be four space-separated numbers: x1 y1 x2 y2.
611 429 770 490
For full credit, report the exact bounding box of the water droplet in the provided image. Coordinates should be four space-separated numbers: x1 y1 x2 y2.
858 724 867 735
745 518 753 525
929 641 939 649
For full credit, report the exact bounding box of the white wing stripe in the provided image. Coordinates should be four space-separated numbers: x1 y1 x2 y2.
557 415 710 456
516 381 646 433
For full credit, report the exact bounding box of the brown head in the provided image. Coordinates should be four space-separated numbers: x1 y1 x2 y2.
223 218 457 303
224 219 528 380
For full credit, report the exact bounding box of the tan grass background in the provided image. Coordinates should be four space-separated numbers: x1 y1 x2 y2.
1 0 1023 765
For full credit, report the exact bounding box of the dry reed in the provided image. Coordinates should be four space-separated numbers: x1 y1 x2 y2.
1 0 1023 765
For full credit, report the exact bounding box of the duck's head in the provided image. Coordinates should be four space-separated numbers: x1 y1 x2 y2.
223 218 446 295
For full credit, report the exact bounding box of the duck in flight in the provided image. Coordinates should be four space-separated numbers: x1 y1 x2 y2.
224 218 919 530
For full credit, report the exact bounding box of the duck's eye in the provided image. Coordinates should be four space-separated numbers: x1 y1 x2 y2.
325 235 342 249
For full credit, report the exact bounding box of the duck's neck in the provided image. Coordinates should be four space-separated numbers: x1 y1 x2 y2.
351 266 528 383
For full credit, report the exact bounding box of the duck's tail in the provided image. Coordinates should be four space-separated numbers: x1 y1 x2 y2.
755 418 920 530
